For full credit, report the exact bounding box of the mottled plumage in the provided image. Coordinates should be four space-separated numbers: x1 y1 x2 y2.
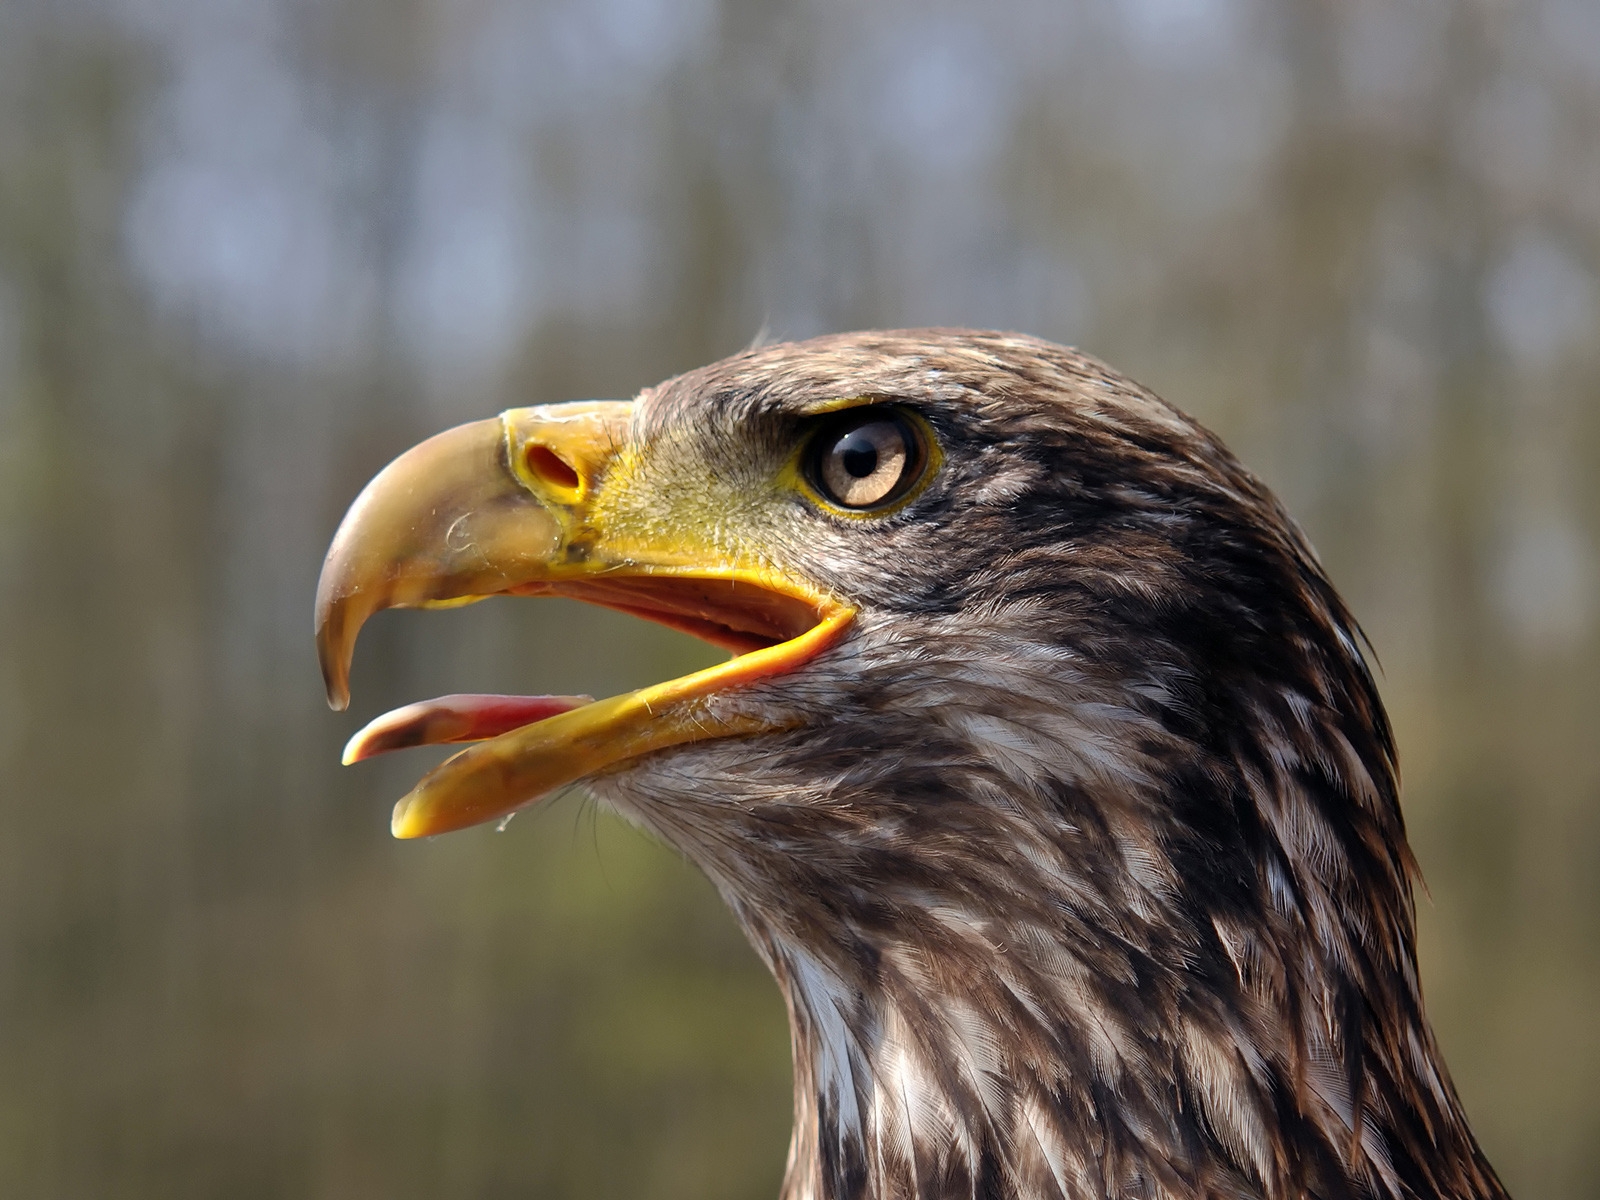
318 328 1508 1200
577 331 1508 1200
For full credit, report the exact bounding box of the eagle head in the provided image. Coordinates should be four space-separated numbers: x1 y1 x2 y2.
316 330 1506 1200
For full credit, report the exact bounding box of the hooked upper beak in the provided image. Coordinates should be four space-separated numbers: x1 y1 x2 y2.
315 402 852 838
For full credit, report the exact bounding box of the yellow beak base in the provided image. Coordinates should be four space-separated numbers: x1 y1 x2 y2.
315 404 853 838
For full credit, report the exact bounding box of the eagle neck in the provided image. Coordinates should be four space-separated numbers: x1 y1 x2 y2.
717 722 1508 1200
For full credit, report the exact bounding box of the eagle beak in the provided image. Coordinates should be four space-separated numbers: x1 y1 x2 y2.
316 403 852 839
316 413 562 714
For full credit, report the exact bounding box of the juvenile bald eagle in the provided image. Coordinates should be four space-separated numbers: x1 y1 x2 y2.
316 331 1507 1200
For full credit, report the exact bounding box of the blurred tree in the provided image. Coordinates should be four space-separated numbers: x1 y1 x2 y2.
0 0 1595 1196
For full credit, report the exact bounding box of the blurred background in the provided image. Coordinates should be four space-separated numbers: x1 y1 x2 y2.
2 0 1597 1196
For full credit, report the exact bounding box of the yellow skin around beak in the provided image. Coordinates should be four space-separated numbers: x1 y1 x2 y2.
315 403 853 839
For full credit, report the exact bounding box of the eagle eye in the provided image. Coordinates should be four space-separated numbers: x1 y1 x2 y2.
807 408 926 510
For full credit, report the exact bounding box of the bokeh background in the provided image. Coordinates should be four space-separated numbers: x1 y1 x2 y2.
2 0 1597 1196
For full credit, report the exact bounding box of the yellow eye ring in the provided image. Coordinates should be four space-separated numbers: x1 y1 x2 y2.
801 406 935 514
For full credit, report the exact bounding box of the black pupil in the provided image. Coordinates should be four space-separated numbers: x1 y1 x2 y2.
837 430 880 478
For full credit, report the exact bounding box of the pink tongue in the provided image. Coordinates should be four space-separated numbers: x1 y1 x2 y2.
343 693 592 764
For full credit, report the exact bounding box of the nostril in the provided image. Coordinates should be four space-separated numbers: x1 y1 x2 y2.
524 444 581 492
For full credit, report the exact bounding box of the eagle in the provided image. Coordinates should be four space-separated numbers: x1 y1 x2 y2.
315 330 1507 1200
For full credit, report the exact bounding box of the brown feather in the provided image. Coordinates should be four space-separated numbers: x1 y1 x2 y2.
592 330 1507 1200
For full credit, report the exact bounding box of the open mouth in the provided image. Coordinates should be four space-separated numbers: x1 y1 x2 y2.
314 407 854 840
339 572 848 769
358 573 849 840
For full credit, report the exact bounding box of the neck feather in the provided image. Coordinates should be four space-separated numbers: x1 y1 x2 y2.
722 649 1502 1200
603 613 1506 1200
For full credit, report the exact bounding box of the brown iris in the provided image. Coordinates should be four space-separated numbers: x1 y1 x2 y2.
809 408 925 510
